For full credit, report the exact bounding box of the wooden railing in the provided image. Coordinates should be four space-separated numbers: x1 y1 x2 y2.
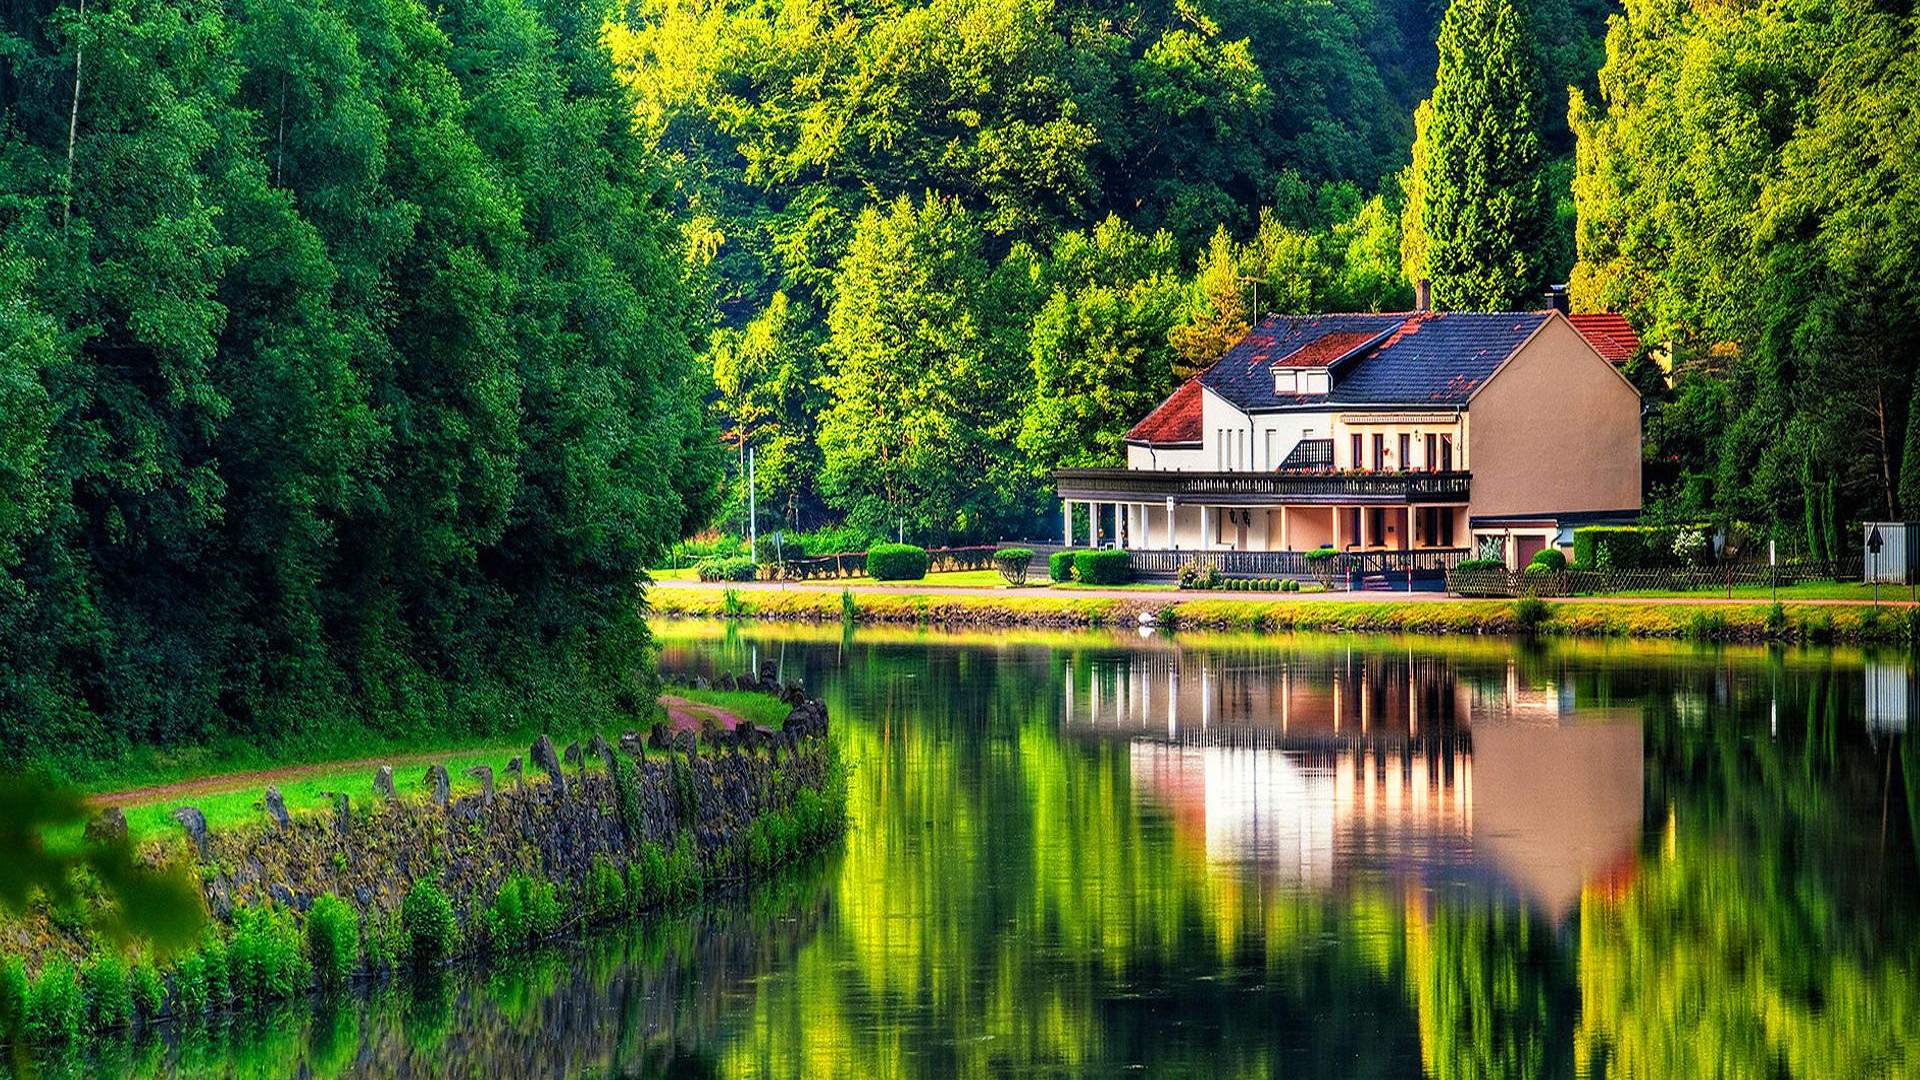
1128 548 1472 579
1053 468 1471 504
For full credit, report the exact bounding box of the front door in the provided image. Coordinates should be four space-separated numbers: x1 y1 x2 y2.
1515 535 1547 567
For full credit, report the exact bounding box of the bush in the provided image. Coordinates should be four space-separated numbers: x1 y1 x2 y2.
27 960 84 1042
403 880 457 967
0 957 26 1033
1529 548 1568 571
129 960 163 1021
1072 549 1131 585
586 856 628 919
1573 525 1713 569
1049 550 1076 582
695 555 756 582
992 548 1033 585
83 953 130 1030
308 894 359 991
1765 602 1789 638
1513 596 1551 630
866 543 929 581
484 875 562 950
230 904 311 1005
789 524 872 556
1177 559 1221 590
25 963 82 1043
754 534 802 564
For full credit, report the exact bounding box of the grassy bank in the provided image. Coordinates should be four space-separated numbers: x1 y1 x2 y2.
651 586 1920 645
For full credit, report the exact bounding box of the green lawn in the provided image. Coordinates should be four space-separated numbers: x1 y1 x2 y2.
669 687 795 730
1602 581 1910 602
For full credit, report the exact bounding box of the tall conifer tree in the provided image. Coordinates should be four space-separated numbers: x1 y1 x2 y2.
1411 0 1552 310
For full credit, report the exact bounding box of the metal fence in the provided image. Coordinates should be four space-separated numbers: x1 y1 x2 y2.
1447 556 1866 598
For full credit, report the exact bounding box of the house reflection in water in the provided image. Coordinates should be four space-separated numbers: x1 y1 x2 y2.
1063 646 1642 918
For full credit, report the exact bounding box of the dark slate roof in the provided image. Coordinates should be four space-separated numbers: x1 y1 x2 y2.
1196 312 1553 411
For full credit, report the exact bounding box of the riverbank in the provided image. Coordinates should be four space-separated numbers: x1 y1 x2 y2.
650 582 1920 644
0 671 845 1048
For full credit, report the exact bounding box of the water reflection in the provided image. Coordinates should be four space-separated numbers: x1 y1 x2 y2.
60 625 1918 1079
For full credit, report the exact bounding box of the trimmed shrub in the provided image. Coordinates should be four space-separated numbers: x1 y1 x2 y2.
1529 548 1568 571
1452 557 1504 571
308 894 359 991
993 548 1034 585
1050 550 1077 582
1073 549 1131 585
1177 559 1220 590
695 556 756 582
866 543 929 581
403 880 457 967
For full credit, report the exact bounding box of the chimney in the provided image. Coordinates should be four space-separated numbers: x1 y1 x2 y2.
1545 284 1570 313
1414 279 1431 313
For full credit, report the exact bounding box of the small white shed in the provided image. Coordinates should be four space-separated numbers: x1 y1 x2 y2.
1862 522 1919 584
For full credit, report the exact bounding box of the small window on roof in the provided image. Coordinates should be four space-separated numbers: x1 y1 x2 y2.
1301 370 1329 395
1274 369 1296 394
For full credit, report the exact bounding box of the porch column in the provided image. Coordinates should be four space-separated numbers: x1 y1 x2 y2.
1062 500 1072 547
1400 507 1411 551
1359 507 1372 549
1332 505 1343 549
1199 505 1211 551
1280 505 1291 551
1091 503 1101 548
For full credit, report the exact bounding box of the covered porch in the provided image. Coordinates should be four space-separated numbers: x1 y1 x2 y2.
1054 468 1473 556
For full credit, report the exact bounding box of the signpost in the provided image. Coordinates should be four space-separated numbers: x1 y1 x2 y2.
1867 524 1883 606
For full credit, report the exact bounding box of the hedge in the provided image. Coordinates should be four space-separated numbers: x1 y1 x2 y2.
1073 549 1132 585
993 548 1034 586
866 543 929 581
1049 550 1077 582
1453 557 1504 571
1573 525 1712 569
695 556 756 582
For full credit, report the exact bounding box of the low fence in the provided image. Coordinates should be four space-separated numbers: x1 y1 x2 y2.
1447 556 1866 598
774 545 999 581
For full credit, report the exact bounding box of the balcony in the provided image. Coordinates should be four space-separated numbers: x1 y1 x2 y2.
1053 468 1471 505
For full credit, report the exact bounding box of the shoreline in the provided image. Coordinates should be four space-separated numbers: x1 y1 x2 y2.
649 583 1920 645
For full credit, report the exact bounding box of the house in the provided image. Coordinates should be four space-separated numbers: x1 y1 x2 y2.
1053 303 1642 572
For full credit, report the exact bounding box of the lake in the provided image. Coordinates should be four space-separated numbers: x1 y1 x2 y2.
84 621 1920 1079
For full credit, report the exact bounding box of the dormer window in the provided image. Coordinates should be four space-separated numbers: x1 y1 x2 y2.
1275 368 1329 395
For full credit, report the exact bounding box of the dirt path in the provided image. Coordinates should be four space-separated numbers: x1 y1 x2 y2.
655 579 1917 607
90 696 755 808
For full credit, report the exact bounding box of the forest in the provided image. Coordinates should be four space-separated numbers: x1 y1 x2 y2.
1 0 1916 754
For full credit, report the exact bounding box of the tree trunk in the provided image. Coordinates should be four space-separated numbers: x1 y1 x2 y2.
61 0 84 234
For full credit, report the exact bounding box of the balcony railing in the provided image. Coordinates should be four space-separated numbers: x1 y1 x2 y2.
1053 468 1471 505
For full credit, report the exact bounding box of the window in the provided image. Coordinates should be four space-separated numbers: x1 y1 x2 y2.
1371 433 1385 472
1369 507 1386 546
1265 430 1277 470
1425 433 1438 473
1216 430 1225 471
1350 433 1363 469
1302 370 1329 394
1274 370 1296 394
1440 434 1454 471
1398 434 1410 473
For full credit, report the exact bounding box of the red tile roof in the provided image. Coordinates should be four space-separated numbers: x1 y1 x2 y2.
1272 330 1388 367
1568 313 1641 364
1124 378 1204 445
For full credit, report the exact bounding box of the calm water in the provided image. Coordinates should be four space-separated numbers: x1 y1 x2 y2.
67 623 1920 1078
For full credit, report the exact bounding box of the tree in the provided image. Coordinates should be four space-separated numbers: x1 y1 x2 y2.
1412 0 1552 310
818 194 1036 542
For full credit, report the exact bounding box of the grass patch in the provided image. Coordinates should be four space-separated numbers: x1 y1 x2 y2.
668 688 794 730
650 588 1917 645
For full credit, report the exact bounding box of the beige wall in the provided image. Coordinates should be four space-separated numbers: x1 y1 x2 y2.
1466 314 1641 519
1330 413 1465 470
